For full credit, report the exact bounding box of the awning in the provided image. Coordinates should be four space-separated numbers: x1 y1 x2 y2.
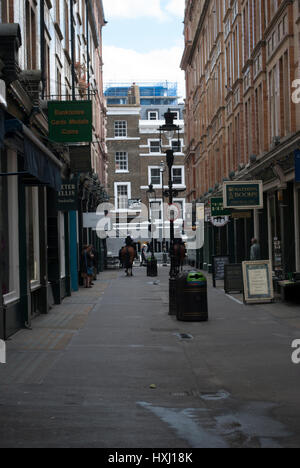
4 118 62 191
0 110 4 148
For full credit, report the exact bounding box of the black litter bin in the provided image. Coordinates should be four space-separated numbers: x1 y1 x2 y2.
176 271 208 322
147 257 158 277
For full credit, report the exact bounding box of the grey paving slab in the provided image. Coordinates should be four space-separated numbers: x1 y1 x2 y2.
0 267 300 448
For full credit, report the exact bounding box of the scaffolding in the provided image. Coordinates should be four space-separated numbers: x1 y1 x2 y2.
104 81 178 98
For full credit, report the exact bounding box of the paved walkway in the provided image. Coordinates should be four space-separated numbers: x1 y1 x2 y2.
0 266 300 448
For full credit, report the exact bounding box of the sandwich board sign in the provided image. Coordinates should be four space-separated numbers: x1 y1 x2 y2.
212 255 230 287
224 264 244 294
242 260 274 304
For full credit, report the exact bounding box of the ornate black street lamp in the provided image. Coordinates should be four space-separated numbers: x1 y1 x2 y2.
158 109 183 314
160 160 168 266
158 109 181 279
146 184 158 277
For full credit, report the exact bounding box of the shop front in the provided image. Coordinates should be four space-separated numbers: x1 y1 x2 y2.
266 182 298 279
0 117 62 339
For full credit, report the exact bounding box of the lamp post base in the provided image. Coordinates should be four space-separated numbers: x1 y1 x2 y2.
162 253 168 266
169 277 177 315
147 257 158 277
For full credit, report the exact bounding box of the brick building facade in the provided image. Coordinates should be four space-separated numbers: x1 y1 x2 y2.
106 83 185 249
0 0 107 339
181 0 300 276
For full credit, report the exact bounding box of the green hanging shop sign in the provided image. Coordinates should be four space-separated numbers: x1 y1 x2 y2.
223 181 263 209
48 100 93 143
210 197 231 217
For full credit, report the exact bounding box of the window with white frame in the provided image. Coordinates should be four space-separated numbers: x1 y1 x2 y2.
172 167 184 185
27 186 40 286
149 167 161 186
26 0 37 70
149 140 160 153
150 200 162 221
171 139 182 153
115 183 130 210
170 110 180 120
174 200 184 219
115 152 128 172
148 111 158 120
0 150 20 304
114 120 127 137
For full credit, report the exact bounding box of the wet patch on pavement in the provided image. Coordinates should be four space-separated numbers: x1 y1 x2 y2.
174 333 194 341
137 399 292 448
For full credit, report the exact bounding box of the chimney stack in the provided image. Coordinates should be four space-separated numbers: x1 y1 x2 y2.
128 82 140 105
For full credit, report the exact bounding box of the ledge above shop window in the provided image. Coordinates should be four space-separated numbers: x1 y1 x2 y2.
30 281 41 292
3 291 20 307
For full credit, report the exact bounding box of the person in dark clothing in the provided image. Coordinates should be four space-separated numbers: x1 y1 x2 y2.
125 236 137 259
90 244 99 282
250 238 261 260
80 245 94 288
141 243 148 266
125 236 134 247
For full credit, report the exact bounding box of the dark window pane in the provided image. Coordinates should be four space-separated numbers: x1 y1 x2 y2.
0 150 9 295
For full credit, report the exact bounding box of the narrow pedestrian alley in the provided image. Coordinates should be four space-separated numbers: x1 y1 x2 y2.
1 266 300 448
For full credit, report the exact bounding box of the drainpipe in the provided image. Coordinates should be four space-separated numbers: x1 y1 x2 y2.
70 0 76 100
40 0 46 99
273 164 287 278
86 0 90 100
294 184 300 272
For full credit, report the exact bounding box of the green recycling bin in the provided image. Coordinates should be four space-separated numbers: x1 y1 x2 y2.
176 271 208 322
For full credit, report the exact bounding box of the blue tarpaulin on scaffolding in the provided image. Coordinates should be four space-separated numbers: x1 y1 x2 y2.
4 118 62 191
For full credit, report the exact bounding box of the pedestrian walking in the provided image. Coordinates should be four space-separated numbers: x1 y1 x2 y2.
80 245 94 288
250 238 261 261
90 244 98 281
140 242 149 266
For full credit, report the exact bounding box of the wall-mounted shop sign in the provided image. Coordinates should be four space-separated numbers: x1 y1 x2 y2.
57 178 78 211
231 211 252 219
295 149 300 182
211 198 231 217
205 204 211 222
48 100 93 143
242 260 274 304
212 255 230 288
223 181 263 209
210 216 230 227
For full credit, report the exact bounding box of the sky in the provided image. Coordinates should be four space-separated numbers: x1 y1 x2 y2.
101 0 186 102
